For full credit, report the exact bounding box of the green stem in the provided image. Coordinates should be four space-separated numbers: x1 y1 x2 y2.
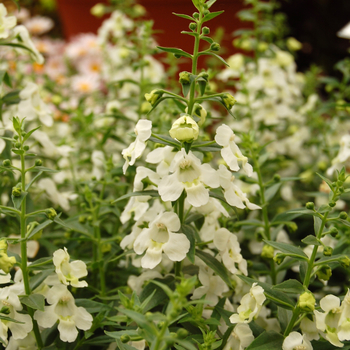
283 307 300 336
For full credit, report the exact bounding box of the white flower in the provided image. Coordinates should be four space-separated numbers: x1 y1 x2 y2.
314 294 343 347
52 247 88 288
34 285 93 343
122 119 152 174
215 125 253 176
91 150 105 180
282 332 313 350
133 211 190 269
158 149 220 207
214 228 247 275
12 25 44 64
300 316 319 341
230 283 266 324
24 16 54 35
223 323 254 350
0 4 16 39
338 289 350 342
71 74 100 95
218 165 260 210
146 146 176 177
0 287 33 345
338 22 350 39
18 82 52 126
6 332 37 350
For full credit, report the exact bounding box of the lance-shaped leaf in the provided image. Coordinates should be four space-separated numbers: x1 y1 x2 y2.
246 331 284 350
272 279 305 294
264 240 308 261
20 294 45 311
172 13 194 21
12 191 28 210
202 10 224 22
157 46 192 59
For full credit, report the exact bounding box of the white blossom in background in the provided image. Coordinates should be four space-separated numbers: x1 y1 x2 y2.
338 22 350 39
18 82 52 126
230 283 266 324
282 332 313 350
91 150 105 180
6 332 37 350
215 124 253 176
0 3 16 39
122 119 152 174
51 247 88 288
0 287 33 345
223 323 254 350
24 16 54 35
338 289 350 342
327 134 350 176
146 146 176 177
34 284 93 343
158 149 220 207
133 211 190 269
71 74 100 95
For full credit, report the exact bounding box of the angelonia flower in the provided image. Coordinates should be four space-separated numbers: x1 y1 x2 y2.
34 284 93 343
229 283 266 324
169 114 199 142
223 323 254 350
282 332 313 350
0 3 16 39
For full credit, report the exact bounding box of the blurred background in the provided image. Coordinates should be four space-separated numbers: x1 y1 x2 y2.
4 0 350 75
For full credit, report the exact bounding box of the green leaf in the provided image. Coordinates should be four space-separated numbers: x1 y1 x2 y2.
238 275 295 310
246 331 284 350
206 0 217 8
301 235 321 246
265 183 281 202
20 294 45 311
182 224 196 263
149 133 181 148
10 0 20 11
200 36 214 44
0 70 12 88
25 171 43 191
2 90 20 105
23 126 40 143
272 208 316 223
27 219 53 240
172 13 194 21
0 42 36 55
314 216 323 236
202 10 224 23
264 240 308 261
157 46 192 59
11 191 28 210
75 299 112 313
316 173 333 191
27 166 59 173
115 339 139 350
11 149 24 155
29 269 54 291
272 279 305 294
0 314 24 324
112 190 159 204
277 307 292 333
195 250 233 288
198 52 229 66
175 339 199 350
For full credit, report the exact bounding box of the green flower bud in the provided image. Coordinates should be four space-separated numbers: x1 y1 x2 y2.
323 246 333 256
0 306 10 315
221 93 236 110
14 142 21 149
91 3 105 17
45 208 57 220
35 159 42 166
189 22 197 31
257 41 268 52
210 42 220 52
120 335 130 343
329 227 339 237
177 328 189 339
329 201 336 208
179 71 191 85
169 115 199 142
340 256 350 268
192 103 207 126
3 159 11 167
0 240 16 273
12 187 22 197
298 291 315 312
273 253 285 265
23 145 29 151
202 26 210 35
144 89 163 106
176 276 196 297
273 174 281 182
287 37 302 51
339 211 348 220
261 245 274 259
101 243 112 253
140 101 152 114
79 215 87 224
305 202 315 210
286 222 298 232
316 265 332 281
193 12 199 19
14 135 19 140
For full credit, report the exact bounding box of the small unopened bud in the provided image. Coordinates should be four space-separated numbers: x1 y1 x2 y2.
192 103 207 126
221 93 236 110
15 142 21 149
286 222 298 232
12 187 22 197
323 246 333 256
35 159 42 166
305 202 315 210
210 42 220 51
189 22 197 31
339 211 348 220
261 245 274 259
45 208 57 220
193 12 199 19
329 227 339 237
120 335 130 343
3 159 11 167
298 291 315 312
273 253 285 265
316 265 332 281
79 215 86 223
144 89 163 106
179 71 191 85
169 114 199 142
91 3 105 17
273 174 281 182
329 201 336 208
177 328 189 339
340 256 350 268
23 145 29 151
202 26 210 35
287 37 302 51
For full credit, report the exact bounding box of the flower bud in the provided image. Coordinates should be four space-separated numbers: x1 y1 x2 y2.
144 89 163 106
329 227 339 237
177 328 189 339
339 211 348 220
35 159 42 166
15 142 21 149
179 71 191 85
192 103 207 126
169 115 199 142
323 246 333 256
221 93 236 110
0 240 16 273
140 101 152 114
193 12 199 19
202 26 210 35
3 159 11 167
316 265 332 281
329 201 336 207
189 22 197 31
257 42 268 52
210 42 220 52
261 245 274 259
45 208 57 220
120 335 130 343
12 187 22 197
340 256 350 268
23 145 29 151
273 253 285 265
273 174 281 182
287 37 302 51
91 3 105 17
298 291 315 312
305 202 315 210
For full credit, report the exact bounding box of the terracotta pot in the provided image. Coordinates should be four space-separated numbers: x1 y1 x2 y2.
57 0 109 39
